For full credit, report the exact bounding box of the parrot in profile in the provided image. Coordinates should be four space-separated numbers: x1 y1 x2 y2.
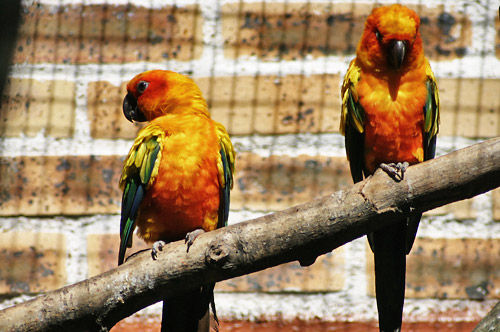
340 5 439 332
117 70 235 332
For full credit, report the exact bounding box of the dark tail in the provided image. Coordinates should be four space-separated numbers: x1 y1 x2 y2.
372 221 407 332
161 284 218 332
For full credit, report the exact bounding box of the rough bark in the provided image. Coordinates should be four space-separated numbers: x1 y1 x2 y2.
0 137 499 332
472 300 500 332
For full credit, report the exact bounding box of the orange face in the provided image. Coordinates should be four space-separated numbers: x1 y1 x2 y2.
123 70 206 122
357 4 423 72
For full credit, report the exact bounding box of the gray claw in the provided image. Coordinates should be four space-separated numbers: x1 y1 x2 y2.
151 240 166 260
380 162 409 182
185 229 205 253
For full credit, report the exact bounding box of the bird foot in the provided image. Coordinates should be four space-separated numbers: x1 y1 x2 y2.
151 240 166 260
380 162 409 182
185 229 205 253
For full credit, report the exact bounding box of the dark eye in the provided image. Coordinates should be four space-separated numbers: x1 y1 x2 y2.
137 81 149 94
375 30 382 42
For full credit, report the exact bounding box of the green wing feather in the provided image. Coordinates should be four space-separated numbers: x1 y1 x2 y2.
423 61 440 161
118 127 163 265
340 59 365 183
214 122 235 229
405 63 440 254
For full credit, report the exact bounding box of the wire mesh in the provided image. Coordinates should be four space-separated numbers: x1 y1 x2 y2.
0 0 498 330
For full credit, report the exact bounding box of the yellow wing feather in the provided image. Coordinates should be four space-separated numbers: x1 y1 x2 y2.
119 125 165 191
340 59 364 135
424 59 440 138
214 121 235 189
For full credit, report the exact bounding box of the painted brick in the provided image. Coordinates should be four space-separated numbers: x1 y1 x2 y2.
0 232 66 294
216 250 344 293
494 188 500 221
425 198 475 220
111 318 478 332
438 78 500 138
0 155 122 216
13 3 202 64
231 153 352 211
221 321 478 332
235 153 474 219
87 81 144 139
0 78 75 138
200 74 340 135
0 153 478 218
89 75 499 139
367 238 500 299
112 319 380 332
88 74 339 138
1 154 350 217
87 233 149 277
221 3 471 61
111 317 159 332
496 15 500 59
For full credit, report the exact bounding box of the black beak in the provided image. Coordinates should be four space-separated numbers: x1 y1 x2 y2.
123 93 147 123
389 40 407 71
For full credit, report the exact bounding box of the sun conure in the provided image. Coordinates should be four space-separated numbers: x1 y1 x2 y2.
118 70 235 332
340 5 440 332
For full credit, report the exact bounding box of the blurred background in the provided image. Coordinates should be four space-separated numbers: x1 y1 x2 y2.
0 0 499 331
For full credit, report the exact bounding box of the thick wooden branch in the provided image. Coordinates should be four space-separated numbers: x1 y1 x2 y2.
1 137 499 332
473 300 500 332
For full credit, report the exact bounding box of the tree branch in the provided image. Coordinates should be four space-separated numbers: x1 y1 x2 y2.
1 137 499 332
472 300 500 332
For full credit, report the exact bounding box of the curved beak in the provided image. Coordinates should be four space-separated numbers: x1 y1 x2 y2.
123 93 147 123
389 40 407 71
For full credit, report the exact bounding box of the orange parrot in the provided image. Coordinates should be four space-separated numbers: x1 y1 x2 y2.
340 5 439 332
117 70 235 332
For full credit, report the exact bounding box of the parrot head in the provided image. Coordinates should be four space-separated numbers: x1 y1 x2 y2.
123 70 207 122
356 4 423 72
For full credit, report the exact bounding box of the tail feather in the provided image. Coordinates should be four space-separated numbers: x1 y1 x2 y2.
405 213 421 254
372 221 407 332
210 293 220 332
161 285 217 332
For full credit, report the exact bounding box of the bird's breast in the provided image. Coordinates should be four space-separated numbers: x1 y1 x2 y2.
358 72 427 174
136 115 221 243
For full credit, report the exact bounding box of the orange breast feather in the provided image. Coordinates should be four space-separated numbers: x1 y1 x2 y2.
359 68 428 174
135 113 221 244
